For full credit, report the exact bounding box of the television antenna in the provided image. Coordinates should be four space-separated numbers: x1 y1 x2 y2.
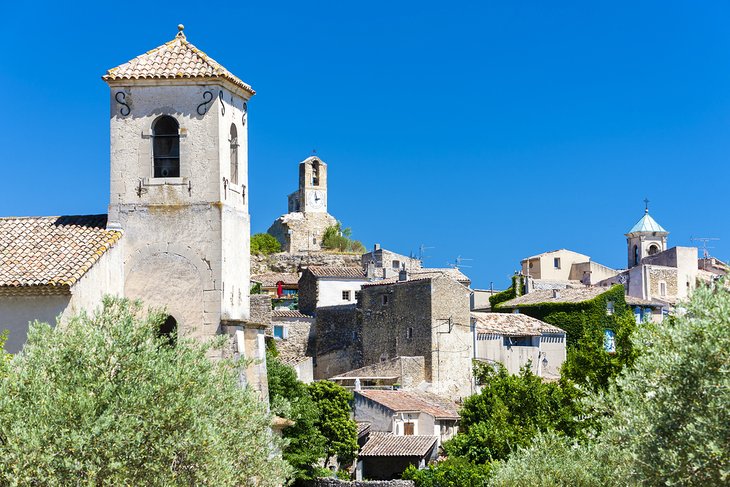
418 244 434 262
450 255 473 269
690 236 720 260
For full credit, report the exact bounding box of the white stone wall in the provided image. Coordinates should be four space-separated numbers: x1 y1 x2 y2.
0 294 70 354
317 278 368 308
64 241 124 319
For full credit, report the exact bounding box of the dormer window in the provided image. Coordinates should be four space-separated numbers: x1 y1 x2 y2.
229 124 239 185
152 116 180 178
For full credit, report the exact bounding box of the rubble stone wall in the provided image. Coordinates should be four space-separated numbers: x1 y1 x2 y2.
314 479 414 487
251 251 362 275
314 304 359 379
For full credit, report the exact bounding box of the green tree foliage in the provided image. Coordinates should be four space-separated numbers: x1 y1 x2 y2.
251 232 282 255
0 331 9 378
496 285 637 390
321 222 365 253
0 297 290 486
267 350 326 481
403 456 492 487
445 364 588 464
490 281 730 486
308 380 358 465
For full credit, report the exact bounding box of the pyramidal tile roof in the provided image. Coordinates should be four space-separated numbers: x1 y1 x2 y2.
0 215 121 288
102 25 254 95
627 211 667 234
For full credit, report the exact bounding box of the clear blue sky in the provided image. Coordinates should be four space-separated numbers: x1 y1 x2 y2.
1 1 728 288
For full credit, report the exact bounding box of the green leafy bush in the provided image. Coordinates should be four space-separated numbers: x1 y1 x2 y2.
251 233 282 255
321 222 365 253
445 364 588 464
0 297 290 486
403 456 492 487
308 381 358 465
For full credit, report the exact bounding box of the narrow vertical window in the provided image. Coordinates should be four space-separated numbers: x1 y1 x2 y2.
229 124 239 185
312 162 320 186
152 116 180 178
633 245 639 266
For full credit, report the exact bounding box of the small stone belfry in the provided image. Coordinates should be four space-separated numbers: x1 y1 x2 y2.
268 156 337 252
103 26 264 388
625 202 668 268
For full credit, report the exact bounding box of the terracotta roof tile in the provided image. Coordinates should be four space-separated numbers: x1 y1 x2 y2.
356 390 459 420
251 272 299 287
103 28 254 95
271 309 312 319
306 265 366 279
500 287 612 307
471 312 565 336
359 433 437 457
0 215 121 288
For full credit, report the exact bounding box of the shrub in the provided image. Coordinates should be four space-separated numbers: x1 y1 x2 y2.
321 222 364 253
251 233 282 255
403 456 492 487
0 297 290 486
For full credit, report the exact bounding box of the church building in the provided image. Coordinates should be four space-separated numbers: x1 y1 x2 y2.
267 157 338 252
0 26 267 395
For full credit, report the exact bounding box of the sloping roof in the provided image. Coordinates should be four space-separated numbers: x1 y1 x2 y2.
359 433 437 457
625 295 663 307
500 287 611 307
0 215 121 288
471 312 565 336
357 422 371 437
627 211 668 234
271 309 313 319
103 26 254 95
361 268 470 288
356 390 459 420
522 248 590 261
306 265 366 279
251 272 299 287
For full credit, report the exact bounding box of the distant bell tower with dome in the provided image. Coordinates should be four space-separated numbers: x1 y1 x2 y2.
625 199 669 268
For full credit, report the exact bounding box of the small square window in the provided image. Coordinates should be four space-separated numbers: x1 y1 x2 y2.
554 258 561 269
382 294 389 305
406 327 413 340
392 260 401 270
273 325 285 340
342 290 351 301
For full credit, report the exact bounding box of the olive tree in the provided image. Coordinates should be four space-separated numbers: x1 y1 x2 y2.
0 297 291 486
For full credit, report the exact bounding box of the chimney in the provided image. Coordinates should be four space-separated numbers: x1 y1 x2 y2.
374 243 381 251
398 267 408 282
552 289 560 299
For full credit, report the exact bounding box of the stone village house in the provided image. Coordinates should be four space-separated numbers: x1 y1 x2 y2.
0 26 268 397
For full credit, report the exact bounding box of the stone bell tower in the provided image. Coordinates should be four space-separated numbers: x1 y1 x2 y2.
625 201 668 268
102 26 265 391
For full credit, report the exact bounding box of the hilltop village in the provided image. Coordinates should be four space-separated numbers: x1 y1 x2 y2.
0 26 727 484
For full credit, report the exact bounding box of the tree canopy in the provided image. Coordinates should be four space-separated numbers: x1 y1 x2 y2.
0 297 290 486
321 222 365 254
251 232 282 255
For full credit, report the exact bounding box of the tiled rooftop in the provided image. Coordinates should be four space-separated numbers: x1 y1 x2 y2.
356 389 459 420
471 312 565 336
0 215 121 288
359 433 438 457
361 268 470 288
271 309 313 320
500 286 612 307
251 272 299 287
103 26 254 95
306 265 366 279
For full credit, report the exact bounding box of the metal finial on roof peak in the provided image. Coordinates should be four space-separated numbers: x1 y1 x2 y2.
644 197 650 214
176 24 185 39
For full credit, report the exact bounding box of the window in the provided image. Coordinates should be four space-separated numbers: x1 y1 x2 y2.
273 325 285 340
659 281 667 297
152 116 180 178
643 308 652 323
604 329 616 353
634 306 642 324
504 336 533 347
382 294 389 305
554 258 561 269
392 260 401 270
229 124 238 184
406 327 413 340
342 290 351 301
606 300 615 316
403 422 415 436
647 244 659 255
312 162 320 186
633 245 639 266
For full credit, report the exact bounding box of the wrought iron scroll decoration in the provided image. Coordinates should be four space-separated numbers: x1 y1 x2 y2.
197 91 214 115
219 91 225 116
242 102 248 127
115 92 130 116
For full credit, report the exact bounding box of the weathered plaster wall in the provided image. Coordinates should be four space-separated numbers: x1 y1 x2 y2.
268 212 338 253
64 241 124 318
318 278 367 308
0 293 70 354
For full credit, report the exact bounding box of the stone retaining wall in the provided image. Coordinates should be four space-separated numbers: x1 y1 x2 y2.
252 252 362 275
314 479 414 487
